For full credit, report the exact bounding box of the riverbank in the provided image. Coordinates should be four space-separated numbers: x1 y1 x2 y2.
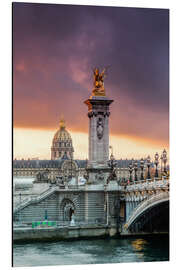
13 225 168 243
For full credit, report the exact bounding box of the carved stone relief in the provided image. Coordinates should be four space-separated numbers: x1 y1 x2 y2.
97 117 104 139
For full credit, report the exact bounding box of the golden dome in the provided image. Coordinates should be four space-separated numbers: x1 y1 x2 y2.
51 118 74 160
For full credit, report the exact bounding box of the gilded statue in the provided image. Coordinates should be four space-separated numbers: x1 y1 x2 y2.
92 67 107 96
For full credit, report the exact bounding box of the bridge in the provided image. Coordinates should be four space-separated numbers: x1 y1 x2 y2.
123 178 169 234
13 175 169 236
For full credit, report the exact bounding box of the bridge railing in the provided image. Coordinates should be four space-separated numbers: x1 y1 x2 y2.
125 175 169 185
124 177 169 191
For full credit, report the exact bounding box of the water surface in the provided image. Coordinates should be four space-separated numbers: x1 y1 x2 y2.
13 235 169 267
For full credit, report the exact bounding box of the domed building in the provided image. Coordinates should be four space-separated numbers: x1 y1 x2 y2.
13 119 88 183
51 119 74 160
13 118 157 183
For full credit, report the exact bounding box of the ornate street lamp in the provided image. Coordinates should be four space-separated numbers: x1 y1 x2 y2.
128 162 133 182
140 158 144 181
109 145 113 156
146 155 151 179
162 149 167 173
160 154 163 175
134 160 138 182
154 152 159 178
108 153 117 171
107 153 117 183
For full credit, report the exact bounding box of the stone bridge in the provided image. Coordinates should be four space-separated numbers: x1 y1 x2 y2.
122 178 169 234
13 177 169 235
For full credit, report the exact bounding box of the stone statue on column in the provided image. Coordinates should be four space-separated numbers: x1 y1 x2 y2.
92 67 108 96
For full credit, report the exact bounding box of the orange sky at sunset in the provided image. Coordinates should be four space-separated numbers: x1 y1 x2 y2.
13 128 168 161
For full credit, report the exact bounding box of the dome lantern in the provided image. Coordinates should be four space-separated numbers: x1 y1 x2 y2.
59 118 65 129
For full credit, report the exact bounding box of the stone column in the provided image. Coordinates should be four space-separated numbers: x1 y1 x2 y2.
85 96 113 168
84 96 113 184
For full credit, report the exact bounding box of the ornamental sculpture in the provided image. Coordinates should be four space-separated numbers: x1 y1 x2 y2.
97 117 104 139
95 170 104 181
92 67 108 96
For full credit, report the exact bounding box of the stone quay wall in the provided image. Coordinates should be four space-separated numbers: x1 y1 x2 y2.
13 225 118 243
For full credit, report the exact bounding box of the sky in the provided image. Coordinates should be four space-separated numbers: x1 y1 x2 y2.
13 2 169 160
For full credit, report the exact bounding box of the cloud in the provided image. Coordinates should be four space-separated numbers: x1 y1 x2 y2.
13 3 169 147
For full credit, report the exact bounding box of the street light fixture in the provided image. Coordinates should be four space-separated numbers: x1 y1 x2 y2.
108 153 117 183
108 153 117 171
134 160 138 182
128 162 133 182
140 158 144 181
146 155 151 179
154 152 159 178
162 149 167 173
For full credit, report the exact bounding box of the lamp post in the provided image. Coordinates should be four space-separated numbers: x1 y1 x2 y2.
134 160 138 182
146 155 151 180
109 145 113 156
154 152 159 178
120 158 122 182
108 153 117 181
160 154 163 177
132 158 134 181
162 149 167 174
128 162 133 182
109 154 114 170
108 153 117 171
19 193 21 224
140 158 144 181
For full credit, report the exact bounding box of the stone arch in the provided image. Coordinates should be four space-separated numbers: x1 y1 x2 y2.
60 198 75 221
59 194 79 222
125 192 169 231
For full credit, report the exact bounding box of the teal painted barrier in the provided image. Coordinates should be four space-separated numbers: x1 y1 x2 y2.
32 221 57 228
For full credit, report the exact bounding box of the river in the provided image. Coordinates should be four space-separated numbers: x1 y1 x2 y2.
13 235 169 267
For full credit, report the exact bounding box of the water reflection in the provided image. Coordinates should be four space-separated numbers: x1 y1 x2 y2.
131 239 148 251
13 235 169 267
